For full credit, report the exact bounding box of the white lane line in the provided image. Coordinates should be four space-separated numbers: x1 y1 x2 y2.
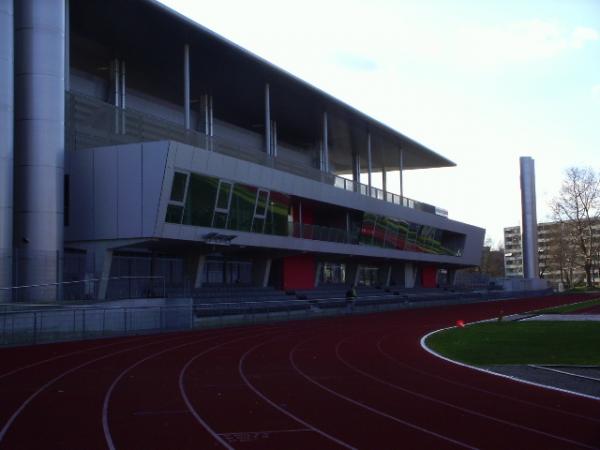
0 335 152 381
217 428 311 436
0 334 185 443
528 365 600 383
103 330 235 450
178 331 276 450
289 339 479 450
420 327 600 404
238 336 358 450
377 333 600 424
336 337 597 449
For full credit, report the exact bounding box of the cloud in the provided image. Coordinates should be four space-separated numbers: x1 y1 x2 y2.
456 20 599 66
332 52 378 71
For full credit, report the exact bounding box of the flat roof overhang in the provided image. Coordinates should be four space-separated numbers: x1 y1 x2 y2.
70 0 455 173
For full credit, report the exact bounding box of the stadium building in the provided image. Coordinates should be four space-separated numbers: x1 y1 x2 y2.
0 0 485 302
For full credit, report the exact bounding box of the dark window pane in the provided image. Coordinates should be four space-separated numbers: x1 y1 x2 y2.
228 184 257 232
213 211 228 229
183 174 218 227
216 182 232 210
255 190 269 216
265 191 289 236
166 204 184 223
170 172 188 202
252 217 265 233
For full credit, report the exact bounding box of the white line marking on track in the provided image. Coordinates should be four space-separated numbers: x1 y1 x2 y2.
528 365 600 383
238 335 358 450
0 335 184 443
217 428 311 436
178 331 275 450
377 333 600 424
289 339 480 450
103 331 235 450
420 327 600 404
336 337 598 449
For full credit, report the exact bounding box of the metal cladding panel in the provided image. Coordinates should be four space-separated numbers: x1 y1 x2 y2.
93 149 118 239
66 150 94 241
142 141 170 236
118 146 143 238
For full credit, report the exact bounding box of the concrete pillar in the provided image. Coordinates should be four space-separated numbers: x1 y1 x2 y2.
183 44 190 130
252 257 272 287
314 261 322 287
520 156 539 279
404 263 416 288
399 148 404 202
14 0 65 300
193 255 205 289
382 167 387 198
0 0 13 299
346 263 360 287
97 249 113 300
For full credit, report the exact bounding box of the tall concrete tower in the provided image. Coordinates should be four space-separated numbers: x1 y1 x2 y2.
13 0 65 300
0 0 13 300
520 156 539 279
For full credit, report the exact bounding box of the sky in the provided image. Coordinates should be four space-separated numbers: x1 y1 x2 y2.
160 0 600 248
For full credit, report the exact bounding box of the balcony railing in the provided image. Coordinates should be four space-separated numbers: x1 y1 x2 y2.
66 92 448 218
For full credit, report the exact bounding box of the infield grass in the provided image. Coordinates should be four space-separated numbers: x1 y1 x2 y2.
426 321 600 366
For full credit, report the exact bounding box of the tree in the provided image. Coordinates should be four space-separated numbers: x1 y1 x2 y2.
551 167 600 288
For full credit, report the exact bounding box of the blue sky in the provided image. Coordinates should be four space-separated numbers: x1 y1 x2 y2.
160 0 600 247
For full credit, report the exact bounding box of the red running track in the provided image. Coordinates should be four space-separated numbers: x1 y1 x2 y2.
0 294 599 449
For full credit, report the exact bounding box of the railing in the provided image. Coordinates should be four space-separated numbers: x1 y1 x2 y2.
66 92 448 218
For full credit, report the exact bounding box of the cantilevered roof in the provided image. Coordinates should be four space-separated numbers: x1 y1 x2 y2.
70 0 455 172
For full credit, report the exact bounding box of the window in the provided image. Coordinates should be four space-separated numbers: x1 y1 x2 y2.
165 171 189 224
252 189 270 233
212 180 233 228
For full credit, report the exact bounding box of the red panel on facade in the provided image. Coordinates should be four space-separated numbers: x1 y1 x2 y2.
421 265 438 288
283 254 315 290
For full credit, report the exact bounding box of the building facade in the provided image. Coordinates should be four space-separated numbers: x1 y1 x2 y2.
1 0 485 301
504 222 600 286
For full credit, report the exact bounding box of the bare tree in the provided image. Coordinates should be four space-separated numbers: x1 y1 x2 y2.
551 167 600 288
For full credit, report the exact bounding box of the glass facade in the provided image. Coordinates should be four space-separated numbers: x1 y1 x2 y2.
166 172 464 257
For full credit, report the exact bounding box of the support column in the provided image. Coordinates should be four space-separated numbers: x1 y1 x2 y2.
322 112 329 172
346 263 360 287
264 83 271 155
183 44 190 130
382 166 387 199
252 257 272 288
314 262 322 287
399 148 404 202
14 0 65 301
193 255 205 289
352 151 360 192
0 0 13 299
367 132 372 196
97 249 113 300
120 60 126 134
404 263 416 288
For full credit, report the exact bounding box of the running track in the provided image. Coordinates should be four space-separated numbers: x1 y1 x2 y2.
0 294 598 449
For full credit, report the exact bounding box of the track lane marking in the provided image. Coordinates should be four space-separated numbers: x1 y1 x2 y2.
0 334 186 443
289 338 479 450
376 332 600 424
336 336 598 450
528 365 600 384
238 334 358 450
103 328 245 450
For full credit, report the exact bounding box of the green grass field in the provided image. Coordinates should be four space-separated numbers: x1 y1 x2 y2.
532 297 600 314
426 321 600 366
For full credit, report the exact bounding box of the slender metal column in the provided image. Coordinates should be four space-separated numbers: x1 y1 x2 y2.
202 94 209 135
183 44 190 130
352 151 360 192
111 58 120 133
209 95 213 136
64 0 69 91
265 83 271 155
367 132 372 196
0 0 13 297
322 112 329 172
14 0 65 300
120 60 126 134
399 148 404 201
272 120 278 157
382 166 387 197
520 156 539 279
